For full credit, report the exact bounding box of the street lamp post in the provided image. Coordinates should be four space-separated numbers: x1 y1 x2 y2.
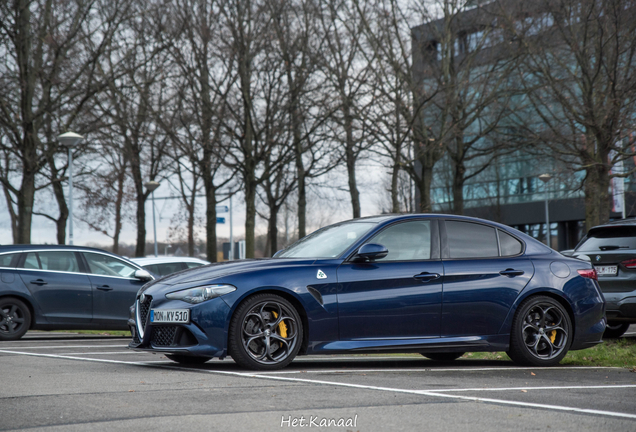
144 181 160 257
539 173 552 248
57 132 84 245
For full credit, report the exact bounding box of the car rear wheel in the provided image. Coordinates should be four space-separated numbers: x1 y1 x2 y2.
165 354 211 364
229 293 303 371
421 352 465 362
0 297 31 341
507 296 572 367
603 322 630 339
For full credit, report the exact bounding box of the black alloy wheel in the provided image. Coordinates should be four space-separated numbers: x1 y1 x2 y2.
0 297 31 341
507 295 572 366
229 293 303 370
603 322 630 339
165 354 212 365
421 352 465 362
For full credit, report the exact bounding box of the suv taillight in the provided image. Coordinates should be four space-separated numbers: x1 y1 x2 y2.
621 258 636 269
577 269 598 280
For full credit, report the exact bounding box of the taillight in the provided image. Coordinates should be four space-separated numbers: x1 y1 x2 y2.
577 268 598 280
621 258 636 269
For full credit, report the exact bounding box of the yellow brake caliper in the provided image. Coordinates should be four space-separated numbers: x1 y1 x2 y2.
271 311 288 338
549 324 556 343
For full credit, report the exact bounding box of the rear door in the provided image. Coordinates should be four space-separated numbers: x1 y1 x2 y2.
440 220 534 337
82 252 146 327
16 251 92 323
337 220 443 339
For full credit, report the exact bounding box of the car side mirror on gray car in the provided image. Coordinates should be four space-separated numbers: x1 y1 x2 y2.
134 269 154 281
356 243 389 262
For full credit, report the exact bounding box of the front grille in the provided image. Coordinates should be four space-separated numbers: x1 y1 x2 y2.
139 296 152 324
151 326 178 346
136 295 153 339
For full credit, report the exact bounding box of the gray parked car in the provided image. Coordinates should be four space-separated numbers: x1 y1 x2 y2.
570 219 636 338
0 245 153 340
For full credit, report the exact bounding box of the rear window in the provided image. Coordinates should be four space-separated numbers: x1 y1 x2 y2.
576 226 636 252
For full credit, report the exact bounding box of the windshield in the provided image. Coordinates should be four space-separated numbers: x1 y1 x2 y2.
277 222 376 258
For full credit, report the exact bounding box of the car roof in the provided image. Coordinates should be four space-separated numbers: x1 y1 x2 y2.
130 256 210 265
0 244 122 255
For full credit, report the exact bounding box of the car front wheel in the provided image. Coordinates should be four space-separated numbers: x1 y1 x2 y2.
0 297 31 341
229 293 303 370
507 296 572 367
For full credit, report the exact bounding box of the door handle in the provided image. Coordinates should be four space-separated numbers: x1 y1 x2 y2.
499 269 524 277
413 272 440 282
30 279 47 285
96 285 113 291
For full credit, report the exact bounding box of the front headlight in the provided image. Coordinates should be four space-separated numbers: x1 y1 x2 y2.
165 284 236 304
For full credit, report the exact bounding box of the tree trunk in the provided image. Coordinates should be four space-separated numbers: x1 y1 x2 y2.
112 168 126 255
451 157 466 215
244 171 257 258
17 161 36 244
268 203 279 257
584 162 611 230
203 176 217 262
1 185 18 242
187 199 195 257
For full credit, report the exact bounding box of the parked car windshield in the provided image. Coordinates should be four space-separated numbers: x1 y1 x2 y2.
576 226 636 251
277 222 376 258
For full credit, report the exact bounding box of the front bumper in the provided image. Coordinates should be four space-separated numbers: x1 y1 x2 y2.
127 295 231 358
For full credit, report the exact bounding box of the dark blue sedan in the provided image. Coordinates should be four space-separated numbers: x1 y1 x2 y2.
0 245 154 340
128 215 606 370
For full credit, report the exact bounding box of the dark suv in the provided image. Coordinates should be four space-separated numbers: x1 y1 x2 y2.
0 245 153 340
571 220 636 338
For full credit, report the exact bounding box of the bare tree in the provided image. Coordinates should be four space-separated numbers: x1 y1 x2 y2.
0 0 135 243
502 0 636 228
93 2 173 256
318 0 376 219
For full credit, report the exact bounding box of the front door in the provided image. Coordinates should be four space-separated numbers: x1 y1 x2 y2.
17 251 92 323
82 252 146 327
337 220 443 340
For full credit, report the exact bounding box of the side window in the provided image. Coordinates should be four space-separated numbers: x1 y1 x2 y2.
446 221 498 259
0 253 20 268
155 262 186 276
84 253 137 278
186 262 204 269
23 253 40 269
37 251 80 272
499 230 523 256
367 221 432 261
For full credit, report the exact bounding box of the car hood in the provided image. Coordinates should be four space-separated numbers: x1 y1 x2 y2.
147 258 318 288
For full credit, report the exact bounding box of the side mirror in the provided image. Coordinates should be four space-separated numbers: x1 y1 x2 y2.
134 269 154 281
356 243 388 261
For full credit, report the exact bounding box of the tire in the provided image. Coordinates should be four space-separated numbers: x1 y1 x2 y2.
507 295 572 367
421 352 465 362
165 354 212 364
603 322 630 339
228 293 303 371
0 297 31 341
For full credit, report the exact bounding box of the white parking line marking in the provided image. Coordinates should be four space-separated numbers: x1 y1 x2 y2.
2 349 635 420
258 366 621 374
0 345 128 350
423 385 636 392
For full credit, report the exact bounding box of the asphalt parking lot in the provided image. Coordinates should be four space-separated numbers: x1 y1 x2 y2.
1 329 636 432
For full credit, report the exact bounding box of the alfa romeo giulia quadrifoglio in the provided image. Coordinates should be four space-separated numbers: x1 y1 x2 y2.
128 214 605 370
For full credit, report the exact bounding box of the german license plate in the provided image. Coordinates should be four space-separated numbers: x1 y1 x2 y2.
595 265 618 276
150 309 190 323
